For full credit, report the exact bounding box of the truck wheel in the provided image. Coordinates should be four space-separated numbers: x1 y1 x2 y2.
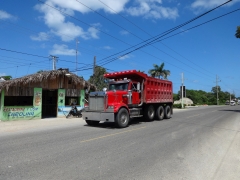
85 120 99 126
156 105 164 120
164 105 171 119
144 105 155 121
115 108 129 128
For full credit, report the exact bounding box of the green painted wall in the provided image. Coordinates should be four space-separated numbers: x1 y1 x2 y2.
0 88 85 120
0 91 4 120
58 89 65 106
0 88 42 121
80 89 85 107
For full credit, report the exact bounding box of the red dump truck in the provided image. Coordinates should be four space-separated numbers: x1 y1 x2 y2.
82 70 173 128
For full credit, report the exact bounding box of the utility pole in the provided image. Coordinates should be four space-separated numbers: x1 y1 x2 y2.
216 75 221 105
93 56 96 76
181 73 184 109
76 39 79 75
49 55 58 70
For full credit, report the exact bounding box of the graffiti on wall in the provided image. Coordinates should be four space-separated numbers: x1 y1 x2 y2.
3 107 40 118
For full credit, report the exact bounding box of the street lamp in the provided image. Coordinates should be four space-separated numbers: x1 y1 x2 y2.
76 39 79 76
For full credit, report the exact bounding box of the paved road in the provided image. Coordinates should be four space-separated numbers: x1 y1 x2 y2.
0 106 240 180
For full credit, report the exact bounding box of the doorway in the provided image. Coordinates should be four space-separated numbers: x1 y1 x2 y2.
42 89 58 118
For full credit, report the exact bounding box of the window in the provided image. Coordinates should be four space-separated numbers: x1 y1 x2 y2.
109 83 128 91
65 97 78 105
4 96 33 106
132 83 138 91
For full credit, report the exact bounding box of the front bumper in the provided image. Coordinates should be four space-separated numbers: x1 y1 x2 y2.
82 111 115 122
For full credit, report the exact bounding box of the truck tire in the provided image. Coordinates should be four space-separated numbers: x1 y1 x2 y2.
144 105 155 121
85 120 100 126
156 105 164 120
115 108 129 128
164 105 171 119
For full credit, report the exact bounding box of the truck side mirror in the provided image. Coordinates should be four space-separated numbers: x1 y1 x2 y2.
137 82 140 91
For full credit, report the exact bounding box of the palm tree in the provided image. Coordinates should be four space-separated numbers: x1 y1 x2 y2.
236 26 240 38
148 63 170 79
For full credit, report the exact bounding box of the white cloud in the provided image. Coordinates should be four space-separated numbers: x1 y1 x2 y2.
30 32 50 41
0 10 15 20
47 0 129 14
35 0 180 42
191 0 240 11
120 30 129 35
50 44 76 56
127 2 150 16
126 0 178 20
103 46 112 50
119 54 130 60
35 0 104 42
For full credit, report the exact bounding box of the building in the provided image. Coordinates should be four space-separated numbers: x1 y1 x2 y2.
0 77 6 82
0 69 95 121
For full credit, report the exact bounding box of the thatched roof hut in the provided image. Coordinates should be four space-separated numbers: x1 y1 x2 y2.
0 69 96 93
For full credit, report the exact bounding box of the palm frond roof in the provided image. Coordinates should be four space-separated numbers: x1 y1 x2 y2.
0 69 95 92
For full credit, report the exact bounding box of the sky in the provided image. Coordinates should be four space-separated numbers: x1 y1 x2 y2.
0 0 240 97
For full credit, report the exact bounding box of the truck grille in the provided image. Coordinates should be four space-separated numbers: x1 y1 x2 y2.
89 96 105 111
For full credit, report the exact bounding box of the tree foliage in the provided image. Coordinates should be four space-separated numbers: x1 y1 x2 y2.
235 26 240 38
88 66 108 91
184 86 233 105
148 63 170 79
37 70 44 73
1 76 12 80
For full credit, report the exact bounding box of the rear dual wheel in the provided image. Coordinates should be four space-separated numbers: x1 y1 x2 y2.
144 105 155 121
164 105 171 119
155 105 172 120
156 106 164 120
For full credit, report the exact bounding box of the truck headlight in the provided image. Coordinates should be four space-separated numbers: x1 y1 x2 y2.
108 106 114 109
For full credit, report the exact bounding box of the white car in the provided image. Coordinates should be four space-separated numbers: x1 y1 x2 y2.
238 101 240 105
230 101 236 106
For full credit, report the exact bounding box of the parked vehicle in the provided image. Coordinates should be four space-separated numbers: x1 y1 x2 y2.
82 70 173 128
66 103 82 118
238 100 240 105
225 101 230 105
230 101 236 106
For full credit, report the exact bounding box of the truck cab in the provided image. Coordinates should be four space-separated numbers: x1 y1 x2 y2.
108 79 141 105
82 70 173 128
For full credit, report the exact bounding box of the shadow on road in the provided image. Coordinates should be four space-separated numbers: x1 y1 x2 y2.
83 117 170 129
218 109 240 113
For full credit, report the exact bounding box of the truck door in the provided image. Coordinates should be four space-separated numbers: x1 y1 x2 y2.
131 83 140 105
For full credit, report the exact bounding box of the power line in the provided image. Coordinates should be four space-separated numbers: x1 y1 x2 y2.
84 7 238 83
97 0 214 76
75 0 217 78
0 0 235 83
38 0 232 82
90 8 239 70
0 48 49 59
75 0 143 40
79 1 234 70
38 0 132 46
2 21 106 58
0 48 91 69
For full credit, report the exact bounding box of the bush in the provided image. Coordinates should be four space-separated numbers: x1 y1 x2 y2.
173 104 185 109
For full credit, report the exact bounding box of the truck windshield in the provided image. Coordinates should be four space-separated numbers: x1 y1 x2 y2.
109 83 128 91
